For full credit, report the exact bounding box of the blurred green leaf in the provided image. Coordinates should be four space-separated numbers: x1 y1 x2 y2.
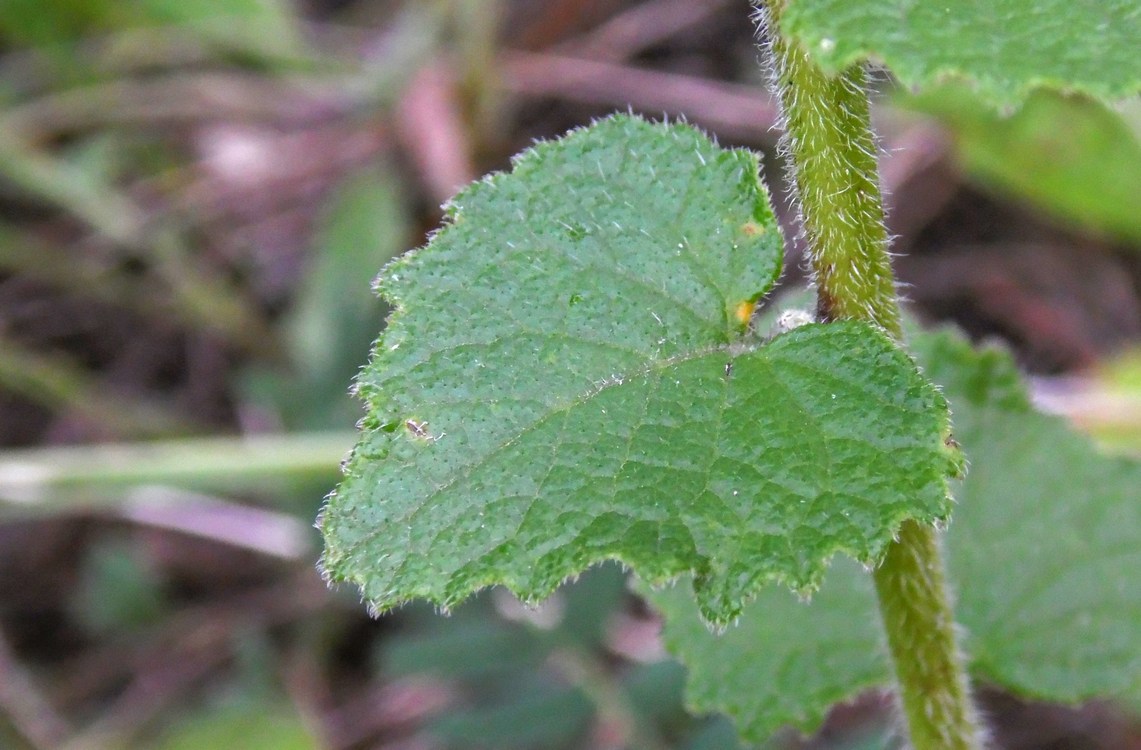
920 331 1141 709
429 685 592 750
244 166 407 430
0 0 117 47
643 559 884 739
381 565 631 681
0 0 302 57
382 619 548 679
905 86 1141 244
290 168 407 418
153 701 317 750
134 0 304 59
625 661 687 724
683 718 745 750
74 540 168 635
135 0 291 30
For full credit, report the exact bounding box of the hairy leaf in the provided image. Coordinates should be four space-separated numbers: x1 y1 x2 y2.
644 558 883 737
780 0 1141 105
646 329 1141 739
923 332 1141 707
320 115 957 626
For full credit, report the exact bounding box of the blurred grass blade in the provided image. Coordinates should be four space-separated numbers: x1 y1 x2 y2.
0 432 353 510
0 123 145 245
0 334 186 437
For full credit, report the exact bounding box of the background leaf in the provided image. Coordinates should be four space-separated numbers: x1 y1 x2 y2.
645 328 1141 740
0 0 302 55
780 0 1141 105
320 115 957 627
429 687 593 749
242 167 406 431
903 86 1141 244
154 701 317 750
644 558 884 738
920 331 1141 708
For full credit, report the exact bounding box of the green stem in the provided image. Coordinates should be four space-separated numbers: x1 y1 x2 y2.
759 3 982 748
760 8 900 334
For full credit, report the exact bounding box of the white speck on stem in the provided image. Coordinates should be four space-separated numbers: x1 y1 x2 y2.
820 37 836 52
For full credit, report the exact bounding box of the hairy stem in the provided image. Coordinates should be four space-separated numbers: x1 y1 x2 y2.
873 520 982 749
759 4 900 334
759 2 983 748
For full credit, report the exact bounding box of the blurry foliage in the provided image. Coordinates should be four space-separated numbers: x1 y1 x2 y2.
241 167 406 431
72 539 170 636
0 0 303 58
152 700 318 750
378 565 742 750
904 86 1141 245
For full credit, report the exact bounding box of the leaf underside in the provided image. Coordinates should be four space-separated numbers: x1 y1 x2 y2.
645 329 1141 740
319 115 956 627
781 0 1141 106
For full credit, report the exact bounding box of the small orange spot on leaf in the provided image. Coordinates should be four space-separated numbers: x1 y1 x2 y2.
740 220 764 237
734 300 757 326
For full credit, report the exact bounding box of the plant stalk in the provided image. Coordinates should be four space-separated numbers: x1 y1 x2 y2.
0 432 352 512
759 2 983 748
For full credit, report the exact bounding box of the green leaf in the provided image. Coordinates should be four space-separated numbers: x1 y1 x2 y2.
381 619 549 679
0 0 301 55
73 540 168 635
136 0 304 58
780 0 1141 105
320 115 957 627
430 686 593 749
645 328 1141 740
920 332 1141 708
156 702 317 750
904 86 1141 244
642 560 885 739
